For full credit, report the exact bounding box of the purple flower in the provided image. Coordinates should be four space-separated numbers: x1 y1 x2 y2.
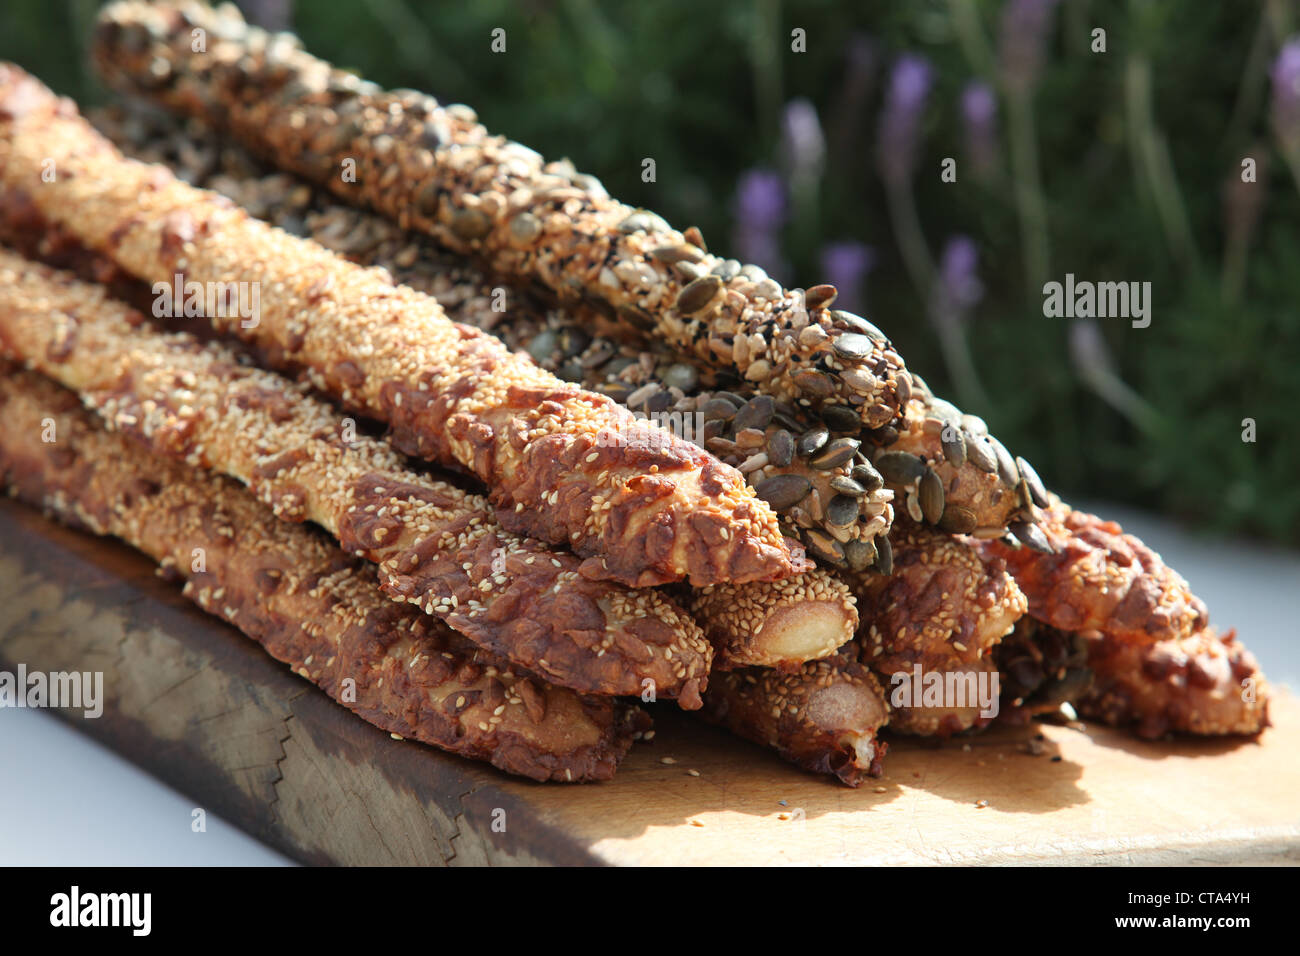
998 0 1059 96
961 81 999 177
938 235 984 313
733 169 788 278
877 54 933 185
1271 38 1300 150
781 98 826 184
819 242 875 314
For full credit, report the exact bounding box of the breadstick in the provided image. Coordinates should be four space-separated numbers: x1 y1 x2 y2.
0 366 645 782
0 249 712 706
0 63 805 589
91 0 911 432
698 652 889 786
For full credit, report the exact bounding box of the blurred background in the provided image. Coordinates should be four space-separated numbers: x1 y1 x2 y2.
3 0 1299 547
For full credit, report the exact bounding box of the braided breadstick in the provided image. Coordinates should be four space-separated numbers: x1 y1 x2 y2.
699 652 890 786
0 64 804 589
0 249 712 706
92 1 912 431
0 366 646 782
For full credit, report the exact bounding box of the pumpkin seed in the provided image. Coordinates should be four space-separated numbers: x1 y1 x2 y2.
451 207 492 241
810 437 860 470
804 529 846 565
733 395 774 432
852 462 885 492
895 370 912 407
844 538 877 571
821 404 862 432
875 535 894 575
793 368 835 398
919 468 945 524
829 309 888 343
940 427 967 465
964 434 998 473
804 284 838 310
618 212 652 233
1011 520 1054 553
753 474 813 511
830 476 868 496
938 504 978 534
989 436 1019 486
831 332 874 361
1015 456 1050 508
676 275 723 314
650 245 703 265
874 451 927 486
768 429 795 467
710 259 742 280
826 494 861 528
796 426 829 457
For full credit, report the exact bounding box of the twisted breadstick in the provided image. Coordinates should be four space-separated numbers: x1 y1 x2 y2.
92 0 911 432
0 249 712 706
0 366 645 782
0 63 804 589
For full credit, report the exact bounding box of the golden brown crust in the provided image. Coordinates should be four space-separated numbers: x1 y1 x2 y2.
0 63 805 588
699 652 890 786
0 366 645 782
92 0 909 431
1077 628 1270 739
685 572 858 671
851 522 1027 675
977 496 1209 645
0 249 712 705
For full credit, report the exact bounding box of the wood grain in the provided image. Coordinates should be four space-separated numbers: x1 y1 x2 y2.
1 498 1296 866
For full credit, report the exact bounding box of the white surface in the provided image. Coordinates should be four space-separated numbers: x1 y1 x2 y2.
0 504 1294 866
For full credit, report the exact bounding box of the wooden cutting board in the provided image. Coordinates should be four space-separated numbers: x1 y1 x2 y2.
2 498 1296 866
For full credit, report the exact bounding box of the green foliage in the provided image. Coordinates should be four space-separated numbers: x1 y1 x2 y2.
2 0 1296 543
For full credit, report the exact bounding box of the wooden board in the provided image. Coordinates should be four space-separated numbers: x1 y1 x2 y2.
2 498 1297 866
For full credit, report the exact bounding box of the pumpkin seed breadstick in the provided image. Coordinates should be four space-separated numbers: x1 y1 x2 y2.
0 250 712 707
699 652 890 787
0 65 805 590
0 366 647 782
91 0 911 431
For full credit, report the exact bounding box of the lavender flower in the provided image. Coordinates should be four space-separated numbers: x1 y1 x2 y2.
998 0 1059 97
877 54 933 186
961 81 999 179
781 98 826 185
819 242 875 314
1271 38 1300 153
732 168 788 279
937 235 984 315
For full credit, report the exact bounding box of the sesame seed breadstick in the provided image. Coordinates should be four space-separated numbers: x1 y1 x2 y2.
685 573 858 672
91 1 911 433
698 652 890 787
0 249 713 707
0 65 805 590
0 365 647 782
974 496 1209 646
1077 627 1270 738
848 521 1027 736
85 99 901 570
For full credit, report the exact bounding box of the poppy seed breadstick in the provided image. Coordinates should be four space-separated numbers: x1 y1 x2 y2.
0 366 646 782
0 65 805 590
0 250 712 707
91 0 911 431
698 653 890 787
